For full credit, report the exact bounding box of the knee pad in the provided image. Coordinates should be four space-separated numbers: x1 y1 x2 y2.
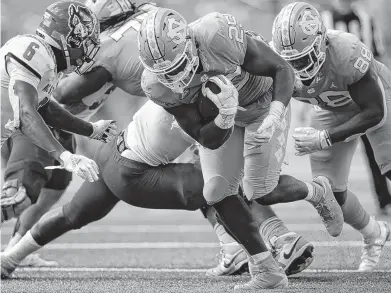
1 179 32 222
4 160 48 200
203 176 234 205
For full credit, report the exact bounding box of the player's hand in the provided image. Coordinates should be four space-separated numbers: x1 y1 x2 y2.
202 75 239 129
59 151 100 182
90 120 118 143
247 101 285 149
292 127 332 156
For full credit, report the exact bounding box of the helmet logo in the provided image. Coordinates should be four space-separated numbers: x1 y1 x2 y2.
298 10 321 36
67 4 98 48
167 18 187 45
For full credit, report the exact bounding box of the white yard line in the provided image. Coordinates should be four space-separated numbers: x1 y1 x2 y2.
0 223 365 234
16 267 391 273
3 241 390 250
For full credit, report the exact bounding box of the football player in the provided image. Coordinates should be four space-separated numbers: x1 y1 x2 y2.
0 0 118 264
272 1 391 272
3 0 315 276
0 0 119 222
138 8 344 290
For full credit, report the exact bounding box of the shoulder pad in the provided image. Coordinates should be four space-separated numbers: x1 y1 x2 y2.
141 70 181 108
192 13 247 73
3 34 56 79
327 30 373 84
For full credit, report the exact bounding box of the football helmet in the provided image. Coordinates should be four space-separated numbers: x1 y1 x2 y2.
272 2 327 81
138 8 199 93
36 0 100 74
85 0 135 18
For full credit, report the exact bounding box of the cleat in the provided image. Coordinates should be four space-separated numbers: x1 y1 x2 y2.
379 203 391 216
270 232 314 276
311 176 344 237
19 254 59 268
1 253 18 279
234 254 288 291
358 220 391 272
206 243 248 277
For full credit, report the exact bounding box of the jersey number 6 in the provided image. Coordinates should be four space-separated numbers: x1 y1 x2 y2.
223 14 244 44
23 42 40 61
353 46 372 74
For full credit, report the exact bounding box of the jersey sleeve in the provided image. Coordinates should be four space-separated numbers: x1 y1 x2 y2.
141 69 182 108
336 32 374 85
196 13 248 73
4 35 55 82
6 58 40 89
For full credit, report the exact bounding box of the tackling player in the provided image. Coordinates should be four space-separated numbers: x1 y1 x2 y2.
272 1 391 272
138 8 344 290
0 0 118 264
0 0 119 222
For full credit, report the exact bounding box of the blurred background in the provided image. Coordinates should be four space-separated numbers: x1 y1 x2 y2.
1 0 391 156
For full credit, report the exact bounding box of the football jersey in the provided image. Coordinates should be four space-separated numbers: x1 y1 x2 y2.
124 100 195 166
1 34 60 145
87 4 158 97
142 12 273 117
293 30 389 111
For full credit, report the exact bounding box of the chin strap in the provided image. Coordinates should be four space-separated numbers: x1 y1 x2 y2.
60 34 72 72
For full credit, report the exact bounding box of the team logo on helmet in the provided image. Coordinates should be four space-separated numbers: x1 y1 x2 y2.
67 4 98 48
298 10 321 36
166 18 187 45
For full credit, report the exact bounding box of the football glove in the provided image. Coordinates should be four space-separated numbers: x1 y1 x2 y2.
46 151 100 182
202 75 239 129
292 127 332 156
247 101 286 149
90 120 118 143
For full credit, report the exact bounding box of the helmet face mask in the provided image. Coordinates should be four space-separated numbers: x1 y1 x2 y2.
272 2 327 81
36 1 100 74
138 8 199 94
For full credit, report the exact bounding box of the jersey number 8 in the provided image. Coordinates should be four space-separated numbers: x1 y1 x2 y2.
223 14 244 44
353 46 372 74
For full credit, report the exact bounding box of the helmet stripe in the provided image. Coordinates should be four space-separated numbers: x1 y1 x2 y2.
145 9 163 63
280 2 297 49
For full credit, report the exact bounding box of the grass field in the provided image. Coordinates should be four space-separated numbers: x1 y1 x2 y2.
1 115 391 293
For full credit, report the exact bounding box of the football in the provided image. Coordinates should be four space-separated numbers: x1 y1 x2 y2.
197 80 220 122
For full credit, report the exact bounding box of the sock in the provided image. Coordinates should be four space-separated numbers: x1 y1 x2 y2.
259 216 291 247
214 223 237 245
4 231 41 263
4 232 23 252
304 182 322 204
359 217 381 238
250 251 271 264
341 190 371 231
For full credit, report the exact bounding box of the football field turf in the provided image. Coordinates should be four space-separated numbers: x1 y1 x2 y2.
1 139 391 292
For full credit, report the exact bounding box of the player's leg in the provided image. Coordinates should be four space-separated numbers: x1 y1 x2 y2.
1 176 120 278
310 108 388 272
242 105 314 278
199 126 287 289
1 131 51 223
4 131 75 267
361 134 391 214
359 82 391 270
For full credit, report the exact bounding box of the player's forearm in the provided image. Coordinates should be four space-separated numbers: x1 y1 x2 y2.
198 123 232 150
271 65 295 107
19 106 66 161
40 100 93 137
327 110 383 143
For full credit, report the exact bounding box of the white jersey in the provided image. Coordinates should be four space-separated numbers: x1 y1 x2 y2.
123 101 195 166
1 34 60 145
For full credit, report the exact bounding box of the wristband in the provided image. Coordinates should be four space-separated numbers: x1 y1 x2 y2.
319 130 332 149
